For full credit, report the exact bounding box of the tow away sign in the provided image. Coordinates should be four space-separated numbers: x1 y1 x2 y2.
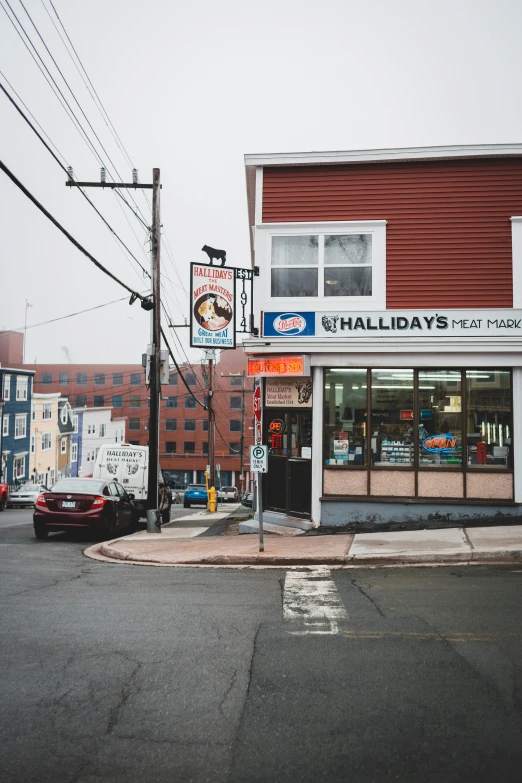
250 444 268 473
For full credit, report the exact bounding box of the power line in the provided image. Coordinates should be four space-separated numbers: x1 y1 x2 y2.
160 325 207 409
0 158 146 300
1 294 141 333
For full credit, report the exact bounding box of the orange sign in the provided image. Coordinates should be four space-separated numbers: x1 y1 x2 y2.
247 355 310 377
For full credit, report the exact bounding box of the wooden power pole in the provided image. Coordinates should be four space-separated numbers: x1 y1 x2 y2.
207 356 215 491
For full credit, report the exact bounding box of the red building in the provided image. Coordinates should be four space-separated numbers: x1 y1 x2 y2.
243 143 522 525
24 347 254 490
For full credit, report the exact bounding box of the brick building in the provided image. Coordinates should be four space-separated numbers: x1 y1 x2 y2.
24 347 254 490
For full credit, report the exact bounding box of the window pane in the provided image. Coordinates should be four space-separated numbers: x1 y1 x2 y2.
466 371 512 468
184 419 196 431
184 442 195 454
113 373 123 386
129 419 140 431
271 236 318 266
371 369 414 465
230 376 242 386
59 373 70 385
76 373 87 385
93 396 104 408
229 442 241 455
129 396 141 408
202 419 209 432
130 373 141 385
230 396 241 410
202 442 209 455
271 268 318 297
324 369 368 465
169 374 178 386
76 395 87 407
112 395 123 408
41 373 52 385
166 397 177 408
418 370 463 466
230 420 241 432
165 442 177 454
94 373 105 385
184 397 197 409
324 234 372 266
324 267 372 297
165 419 177 431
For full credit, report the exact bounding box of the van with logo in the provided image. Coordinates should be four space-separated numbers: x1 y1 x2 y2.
92 444 172 523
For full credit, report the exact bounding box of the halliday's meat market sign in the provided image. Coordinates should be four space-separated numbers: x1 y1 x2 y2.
190 263 235 349
262 310 522 338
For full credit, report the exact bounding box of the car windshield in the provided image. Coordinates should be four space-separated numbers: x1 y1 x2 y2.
50 479 106 494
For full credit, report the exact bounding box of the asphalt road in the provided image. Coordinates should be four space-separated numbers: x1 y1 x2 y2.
1 511 521 783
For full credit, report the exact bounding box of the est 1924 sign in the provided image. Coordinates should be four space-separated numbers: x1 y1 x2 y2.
250 445 268 473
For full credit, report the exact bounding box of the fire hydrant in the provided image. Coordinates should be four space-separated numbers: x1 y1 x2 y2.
208 485 217 513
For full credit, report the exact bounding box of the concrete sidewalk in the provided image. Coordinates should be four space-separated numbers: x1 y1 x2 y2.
85 523 522 568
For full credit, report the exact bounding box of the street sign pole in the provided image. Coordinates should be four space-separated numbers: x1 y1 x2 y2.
250 444 267 553
257 474 264 552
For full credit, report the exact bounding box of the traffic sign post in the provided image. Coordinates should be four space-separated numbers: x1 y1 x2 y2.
250 444 267 551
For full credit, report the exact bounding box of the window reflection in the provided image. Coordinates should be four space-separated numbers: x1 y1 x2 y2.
466 371 511 468
418 371 463 466
323 370 367 465
371 370 414 465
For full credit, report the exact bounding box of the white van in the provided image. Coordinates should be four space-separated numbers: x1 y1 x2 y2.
93 444 171 523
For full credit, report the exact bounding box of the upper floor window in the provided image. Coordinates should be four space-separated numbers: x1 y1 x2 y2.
3 374 11 400
94 373 105 386
130 373 141 385
2 415 9 436
16 376 28 401
73 415 78 433
94 396 104 408
112 395 123 408
169 374 178 386
112 373 123 386
42 403 52 420
41 373 52 385
229 376 242 387
185 373 196 387
166 397 177 409
129 396 141 408
184 396 197 409
59 373 70 386
262 222 386 307
76 373 88 385
76 394 87 408
99 424 106 437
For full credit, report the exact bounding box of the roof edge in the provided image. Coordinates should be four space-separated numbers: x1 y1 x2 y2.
244 143 522 167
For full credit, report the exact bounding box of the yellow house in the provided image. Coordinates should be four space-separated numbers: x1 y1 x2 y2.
30 393 61 487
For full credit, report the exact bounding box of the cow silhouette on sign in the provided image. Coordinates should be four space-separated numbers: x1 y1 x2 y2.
201 245 226 266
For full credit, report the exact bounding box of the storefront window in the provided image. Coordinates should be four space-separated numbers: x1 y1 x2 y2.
323 369 368 465
418 370 463 467
466 370 512 468
371 370 414 465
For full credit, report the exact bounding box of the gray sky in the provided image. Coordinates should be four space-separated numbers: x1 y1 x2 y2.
1 0 521 364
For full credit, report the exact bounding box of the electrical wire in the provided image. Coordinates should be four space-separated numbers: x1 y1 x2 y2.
0 158 146 300
1 294 142 333
160 325 207 409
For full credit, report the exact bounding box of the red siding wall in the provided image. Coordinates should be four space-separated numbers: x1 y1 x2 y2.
262 159 522 308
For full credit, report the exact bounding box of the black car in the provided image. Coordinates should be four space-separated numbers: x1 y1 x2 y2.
33 478 137 539
241 491 254 508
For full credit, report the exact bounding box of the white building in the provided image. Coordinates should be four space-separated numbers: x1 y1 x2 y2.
76 407 126 477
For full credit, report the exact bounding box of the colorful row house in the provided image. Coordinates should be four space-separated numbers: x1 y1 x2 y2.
0 367 34 486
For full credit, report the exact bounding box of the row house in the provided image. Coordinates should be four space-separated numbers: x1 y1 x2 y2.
75 407 126 477
0 367 33 486
243 143 522 525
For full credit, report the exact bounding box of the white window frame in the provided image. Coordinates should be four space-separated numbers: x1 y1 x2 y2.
42 403 52 421
99 423 106 437
42 432 52 451
73 415 78 434
61 407 68 425
61 437 67 455
2 415 8 437
512 217 522 308
14 414 27 439
31 434 35 454
16 376 28 401
256 221 387 310
13 455 25 480
71 442 77 463
3 374 11 401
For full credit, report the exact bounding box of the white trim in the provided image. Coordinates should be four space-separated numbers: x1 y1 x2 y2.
245 143 522 168
311 366 323 527
255 221 387 311
254 167 263 225
2 415 8 437
2 374 11 401
243 337 522 356
512 217 522 308
14 413 27 439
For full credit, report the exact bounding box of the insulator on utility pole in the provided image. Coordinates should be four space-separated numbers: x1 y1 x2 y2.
100 167 107 184
132 168 139 184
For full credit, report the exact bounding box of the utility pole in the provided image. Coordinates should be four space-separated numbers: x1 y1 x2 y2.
66 167 162 532
146 168 161 532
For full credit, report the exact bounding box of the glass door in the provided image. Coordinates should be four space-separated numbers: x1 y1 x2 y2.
264 410 312 518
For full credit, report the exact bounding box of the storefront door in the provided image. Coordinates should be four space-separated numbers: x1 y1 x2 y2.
263 409 312 518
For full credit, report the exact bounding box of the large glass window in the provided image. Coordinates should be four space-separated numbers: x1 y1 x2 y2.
324 235 372 297
466 370 512 469
418 370 463 467
324 369 368 465
371 370 414 465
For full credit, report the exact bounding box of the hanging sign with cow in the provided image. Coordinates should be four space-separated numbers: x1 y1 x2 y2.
265 377 313 408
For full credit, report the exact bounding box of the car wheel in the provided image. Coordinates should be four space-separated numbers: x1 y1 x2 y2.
183 501 190 509
34 524 49 540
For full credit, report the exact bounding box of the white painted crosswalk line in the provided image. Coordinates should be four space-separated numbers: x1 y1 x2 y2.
283 566 347 635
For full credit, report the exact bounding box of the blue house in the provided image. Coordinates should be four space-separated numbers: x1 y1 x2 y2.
0 367 34 487
70 408 84 478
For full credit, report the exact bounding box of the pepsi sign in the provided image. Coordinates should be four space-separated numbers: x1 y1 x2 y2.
263 312 315 337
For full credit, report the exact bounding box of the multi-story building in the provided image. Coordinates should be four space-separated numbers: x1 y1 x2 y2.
76 408 126 477
56 399 75 480
0 366 34 486
25 347 254 490
30 392 61 488
243 142 522 525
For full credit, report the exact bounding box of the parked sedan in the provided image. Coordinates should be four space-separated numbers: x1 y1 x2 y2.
183 484 208 508
33 478 136 540
241 491 254 508
7 484 48 508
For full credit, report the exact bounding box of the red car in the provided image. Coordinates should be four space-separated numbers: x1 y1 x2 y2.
33 478 137 540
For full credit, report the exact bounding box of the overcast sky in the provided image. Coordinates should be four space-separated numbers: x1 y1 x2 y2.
1 0 521 365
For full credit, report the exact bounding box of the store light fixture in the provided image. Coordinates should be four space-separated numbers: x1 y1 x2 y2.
329 369 367 373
